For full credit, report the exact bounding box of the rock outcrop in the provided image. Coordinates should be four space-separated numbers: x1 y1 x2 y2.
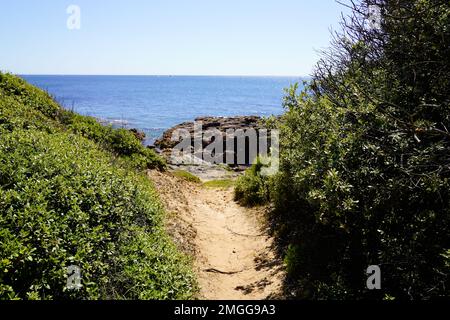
155 116 262 150
155 116 268 167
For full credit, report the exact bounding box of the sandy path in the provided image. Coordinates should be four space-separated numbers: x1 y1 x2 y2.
148 170 285 300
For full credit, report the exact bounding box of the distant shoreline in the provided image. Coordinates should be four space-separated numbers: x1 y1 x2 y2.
20 74 308 78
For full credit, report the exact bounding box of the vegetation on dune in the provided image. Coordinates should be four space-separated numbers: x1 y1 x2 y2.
2 0 448 301
203 179 235 189
234 159 270 206
0 73 196 300
236 0 449 299
172 170 201 183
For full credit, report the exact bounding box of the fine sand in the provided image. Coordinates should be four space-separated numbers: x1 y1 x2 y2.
148 170 285 300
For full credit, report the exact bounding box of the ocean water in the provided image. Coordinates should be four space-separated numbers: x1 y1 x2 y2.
22 75 303 145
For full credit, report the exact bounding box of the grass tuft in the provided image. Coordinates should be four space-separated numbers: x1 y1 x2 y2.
172 170 201 183
204 179 235 189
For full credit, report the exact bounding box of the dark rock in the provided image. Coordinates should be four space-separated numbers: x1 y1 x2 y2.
155 116 262 150
155 116 270 166
129 128 146 142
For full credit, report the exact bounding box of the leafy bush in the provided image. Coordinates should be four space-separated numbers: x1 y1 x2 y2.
234 159 270 206
0 73 196 299
247 0 450 299
0 73 59 118
57 109 165 170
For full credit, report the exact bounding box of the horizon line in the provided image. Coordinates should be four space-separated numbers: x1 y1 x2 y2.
17 73 308 78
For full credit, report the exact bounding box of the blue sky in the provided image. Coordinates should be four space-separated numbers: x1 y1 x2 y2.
0 0 349 76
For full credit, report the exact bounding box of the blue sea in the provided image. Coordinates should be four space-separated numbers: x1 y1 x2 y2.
22 75 304 145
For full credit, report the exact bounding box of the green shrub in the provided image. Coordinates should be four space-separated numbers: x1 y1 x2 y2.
57 109 165 170
0 78 168 171
61 111 110 142
234 159 270 207
284 245 301 275
0 73 195 300
107 128 142 156
239 1 450 299
0 73 59 118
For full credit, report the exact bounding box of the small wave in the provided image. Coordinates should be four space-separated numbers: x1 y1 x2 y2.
109 119 130 125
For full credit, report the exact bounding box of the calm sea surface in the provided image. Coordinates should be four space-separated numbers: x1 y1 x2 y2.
22 75 304 144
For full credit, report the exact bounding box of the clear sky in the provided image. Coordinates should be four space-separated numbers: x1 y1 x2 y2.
0 0 349 76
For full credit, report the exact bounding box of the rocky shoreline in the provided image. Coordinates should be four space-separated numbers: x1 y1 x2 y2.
154 116 264 181
154 116 262 149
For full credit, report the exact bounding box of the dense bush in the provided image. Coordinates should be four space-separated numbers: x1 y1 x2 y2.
58 111 165 171
248 0 449 299
0 73 59 118
0 73 165 171
234 159 270 207
0 73 195 299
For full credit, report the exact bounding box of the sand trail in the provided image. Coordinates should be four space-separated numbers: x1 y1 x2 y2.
148 170 285 300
